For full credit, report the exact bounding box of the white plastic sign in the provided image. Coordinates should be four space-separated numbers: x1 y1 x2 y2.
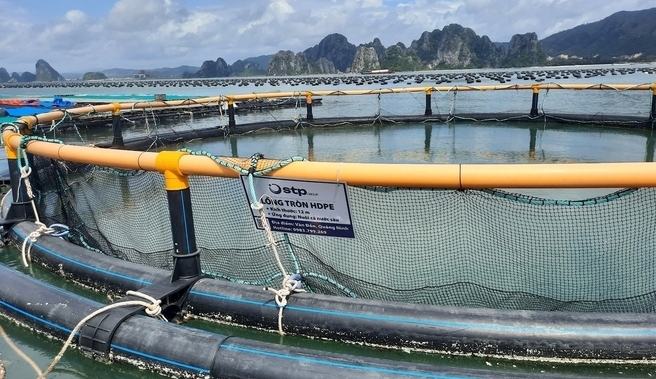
241 176 355 238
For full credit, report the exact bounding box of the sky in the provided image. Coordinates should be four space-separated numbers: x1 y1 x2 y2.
0 0 649 74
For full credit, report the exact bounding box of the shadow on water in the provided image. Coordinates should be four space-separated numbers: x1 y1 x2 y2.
645 130 656 162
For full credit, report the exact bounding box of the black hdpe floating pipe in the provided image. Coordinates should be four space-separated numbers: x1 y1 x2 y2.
10 221 656 363
0 263 578 379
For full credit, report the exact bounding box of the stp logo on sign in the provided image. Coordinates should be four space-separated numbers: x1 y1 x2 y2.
269 183 308 196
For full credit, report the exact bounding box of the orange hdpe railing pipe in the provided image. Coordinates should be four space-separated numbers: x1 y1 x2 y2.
5 129 656 189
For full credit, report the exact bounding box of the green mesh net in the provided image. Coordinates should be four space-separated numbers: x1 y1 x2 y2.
26 152 656 313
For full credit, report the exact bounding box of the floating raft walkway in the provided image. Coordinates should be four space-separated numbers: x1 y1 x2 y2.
1 96 323 128
7 83 655 149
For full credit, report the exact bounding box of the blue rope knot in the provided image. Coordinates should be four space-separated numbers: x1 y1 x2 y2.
49 223 70 238
287 273 302 290
247 153 265 208
248 152 264 175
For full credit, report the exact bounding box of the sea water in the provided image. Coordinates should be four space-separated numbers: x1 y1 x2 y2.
2 64 656 378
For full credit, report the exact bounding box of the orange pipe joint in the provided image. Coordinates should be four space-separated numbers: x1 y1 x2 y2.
3 131 21 159
155 151 190 190
16 117 36 133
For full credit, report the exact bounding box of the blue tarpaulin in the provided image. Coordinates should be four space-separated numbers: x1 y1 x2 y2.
3 107 48 117
0 97 76 117
39 97 76 108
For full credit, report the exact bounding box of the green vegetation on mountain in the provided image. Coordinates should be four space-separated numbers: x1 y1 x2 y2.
540 7 656 61
380 45 424 72
82 72 107 80
35 59 65 81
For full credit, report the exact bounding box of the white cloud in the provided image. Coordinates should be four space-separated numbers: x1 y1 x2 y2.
0 0 650 73
270 0 295 17
357 0 384 8
65 10 87 24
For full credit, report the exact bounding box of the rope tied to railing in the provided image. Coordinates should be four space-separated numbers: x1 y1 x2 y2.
16 136 70 267
291 91 304 129
44 110 84 141
175 148 309 334
181 149 305 335
178 148 306 176
174 149 359 307
446 89 458 122
374 91 382 118
246 154 287 274
245 153 306 335
0 122 20 138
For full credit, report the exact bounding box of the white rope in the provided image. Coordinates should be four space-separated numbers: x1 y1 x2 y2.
17 161 67 268
449 90 458 116
375 92 381 117
1 190 11 218
149 105 158 129
218 99 228 130
17 154 42 228
21 222 55 267
445 90 458 123
120 113 137 124
251 202 286 276
540 84 551 115
291 92 303 127
144 109 152 135
250 200 305 335
0 324 42 377
18 165 32 201
265 273 304 335
38 290 165 379
125 290 166 320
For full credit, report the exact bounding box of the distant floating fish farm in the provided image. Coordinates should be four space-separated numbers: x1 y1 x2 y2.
1 66 654 90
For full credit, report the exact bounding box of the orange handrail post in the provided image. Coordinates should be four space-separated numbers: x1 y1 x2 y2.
306 93 314 122
155 151 202 281
650 84 656 121
111 103 124 148
424 87 432 116
227 97 236 129
530 86 540 117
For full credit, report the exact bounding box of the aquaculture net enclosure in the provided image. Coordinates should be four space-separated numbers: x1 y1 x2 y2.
27 153 656 313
